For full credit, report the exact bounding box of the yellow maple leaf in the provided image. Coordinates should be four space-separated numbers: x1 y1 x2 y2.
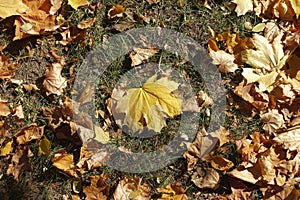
114 74 181 133
68 0 89 10
0 0 28 19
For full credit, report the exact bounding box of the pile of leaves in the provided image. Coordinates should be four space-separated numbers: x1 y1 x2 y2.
0 0 300 199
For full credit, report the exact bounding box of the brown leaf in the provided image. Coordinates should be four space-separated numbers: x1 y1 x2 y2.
7 145 32 180
157 184 187 200
273 128 300 151
52 150 78 177
43 51 67 96
113 176 152 200
183 127 219 171
0 101 11 117
191 167 220 189
59 26 87 45
108 4 124 19
77 18 96 29
210 155 234 171
0 55 18 80
209 49 239 73
83 174 110 200
260 109 285 134
15 124 44 144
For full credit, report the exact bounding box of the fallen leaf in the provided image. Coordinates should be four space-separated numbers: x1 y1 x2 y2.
52 150 78 177
83 174 110 200
192 167 220 189
129 48 158 67
252 22 266 32
15 124 44 144
108 4 124 19
0 101 11 117
113 74 181 133
68 0 88 10
0 0 28 19
232 0 253 16
0 140 13 156
43 51 67 96
13 104 24 120
113 176 151 200
210 155 234 171
7 145 32 180
209 49 239 73
39 136 51 156
77 18 96 29
157 184 187 200
94 125 110 144
242 34 288 71
260 109 284 134
273 129 300 151
290 0 300 18
0 55 18 80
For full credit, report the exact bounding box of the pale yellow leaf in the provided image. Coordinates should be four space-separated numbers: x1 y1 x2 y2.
252 22 266 32
0 140 13 156
94 125 110 144
209 50 239 73
290 0 300 18
242 34 288 71
0 0 28 19
232 0 253 16
68 0 88 10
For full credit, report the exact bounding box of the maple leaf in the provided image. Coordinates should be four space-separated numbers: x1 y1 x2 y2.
242 34 288 71
260 109 284 134
113 74 181 133
15 124 44 144
0 0 28 19
232 0 253 16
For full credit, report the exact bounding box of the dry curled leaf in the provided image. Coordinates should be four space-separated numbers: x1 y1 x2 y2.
52 150 78 177
0 101 11 117
108 4 124 19
83 174 110 200
157 184 187 200
15 124 44 144
7 145 32 180
113 176 151 200
0 55 18 80
192 167 220 189
43 52 67 96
